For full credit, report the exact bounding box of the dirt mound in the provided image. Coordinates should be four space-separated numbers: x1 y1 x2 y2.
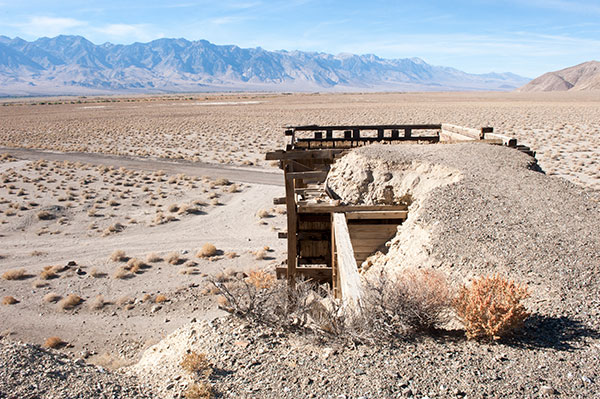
327 143 600 320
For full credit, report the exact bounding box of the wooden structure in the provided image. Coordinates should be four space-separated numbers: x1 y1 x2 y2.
266 124 534 303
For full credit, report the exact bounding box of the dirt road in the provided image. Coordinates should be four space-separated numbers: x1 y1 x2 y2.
0 147 283 186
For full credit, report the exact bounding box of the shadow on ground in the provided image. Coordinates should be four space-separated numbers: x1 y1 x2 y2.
505 314 600 351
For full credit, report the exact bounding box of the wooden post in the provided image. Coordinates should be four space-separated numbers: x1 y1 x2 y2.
333 213 362 307
391 129 399 139
344 130 352 139
377 128 384 139
314 131 323 140
404 128 412 138
326 129 333 139
352 129 360 139
284 166 298 283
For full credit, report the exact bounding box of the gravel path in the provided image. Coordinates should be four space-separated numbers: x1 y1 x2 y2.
0 146 283 186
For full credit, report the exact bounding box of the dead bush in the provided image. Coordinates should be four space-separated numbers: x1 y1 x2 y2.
155 294 168 303
180 351 212 377
353 269 453 341
247 269 275 290
57 294 83 310
184 382 214 399
165 252 183 265
89 295 107 310
43 293 62 303
2 268 28 280
197 243 217 258
454 274 530 340
146 253 162 263
44 336 66 349
109 250 128 262
2 296 18 305
36 210 55 220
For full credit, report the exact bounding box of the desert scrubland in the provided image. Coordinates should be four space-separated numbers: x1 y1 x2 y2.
1 91 599 191
0 91 599 398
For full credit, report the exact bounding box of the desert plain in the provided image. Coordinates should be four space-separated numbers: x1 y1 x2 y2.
0 91 599 398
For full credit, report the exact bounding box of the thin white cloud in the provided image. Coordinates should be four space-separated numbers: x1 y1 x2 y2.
14 16 87 37
94 23 162 42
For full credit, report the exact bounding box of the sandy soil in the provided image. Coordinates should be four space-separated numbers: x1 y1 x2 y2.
0 154 286 366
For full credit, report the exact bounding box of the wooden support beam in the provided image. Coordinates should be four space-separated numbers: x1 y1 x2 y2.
289 124 441 131
273 197 286 205
265 149 345 161
287 171 329 181
276 266 332 283
345 210 408 220
333 213 362 307
404 128 412 138
284 169 298 283
441 123 483 140
297 203 408 214
484 132 517 147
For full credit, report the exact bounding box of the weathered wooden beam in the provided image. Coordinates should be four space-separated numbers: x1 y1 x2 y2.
265 149 344 161
297 203 408 214
333 213 362 307
278 232 287 239
441 123 483 139
287 171 329 181
345 210 408 220
273 197 286 205
289 124 441 131
276 266 332 282
484 132 517 147
284 169 298 283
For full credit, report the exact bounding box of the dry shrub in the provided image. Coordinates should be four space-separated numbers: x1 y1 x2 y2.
213 178 230 186
184 382 214 399
2 268 27 280
155 294 168 303
89 295 106 310
197 243 217 258
109 250 127 262
92 353 133 370
126 258 146 273
89 267 104 278
256 209 270 218
167 203 180 213
2 296 18 305
39 267 57 280
247 269 275 290
43 293 62 303
146 252 162 263
57 294 83 310
355 269 453 340
36 210 55 220
180 352 212 377
224 252 238 259
165 252 183 265
113 267 130 279
253 249 266 260
44 336 66 349
454 274 530 340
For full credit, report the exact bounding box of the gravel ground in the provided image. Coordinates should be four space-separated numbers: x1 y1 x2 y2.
0 340 155 398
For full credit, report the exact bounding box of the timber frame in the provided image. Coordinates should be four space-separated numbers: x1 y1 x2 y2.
266 124 534 302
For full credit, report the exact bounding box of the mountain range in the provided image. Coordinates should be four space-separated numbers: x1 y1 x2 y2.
0 35 531 96
517 61 600 92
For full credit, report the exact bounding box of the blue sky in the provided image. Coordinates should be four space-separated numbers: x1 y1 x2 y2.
1 0 599 77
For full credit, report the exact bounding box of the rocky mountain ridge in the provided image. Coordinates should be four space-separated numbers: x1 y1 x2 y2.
0 35 530 95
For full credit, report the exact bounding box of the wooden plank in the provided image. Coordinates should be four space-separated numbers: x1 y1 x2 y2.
287 171 329 180
333 213 362 307
485 132 517 147
284 169 298 283
289 124 441 131
276 266 332 282
295 135 440 144
298 203 408 213
273 197 286 205
441 123 482 139
346 210 408 220
348 224 398 234
278 232 287 239
265 149 344 161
